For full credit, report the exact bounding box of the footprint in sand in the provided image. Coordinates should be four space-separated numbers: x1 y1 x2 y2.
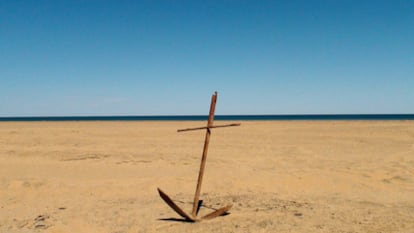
32 214 53 230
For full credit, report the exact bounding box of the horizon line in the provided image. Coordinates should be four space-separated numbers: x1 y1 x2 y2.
0 113 414 118
1 114 414 122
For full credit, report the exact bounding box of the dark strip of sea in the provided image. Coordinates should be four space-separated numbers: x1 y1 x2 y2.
0 114 414 122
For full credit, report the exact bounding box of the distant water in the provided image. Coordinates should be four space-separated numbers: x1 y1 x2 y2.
0 114 414 121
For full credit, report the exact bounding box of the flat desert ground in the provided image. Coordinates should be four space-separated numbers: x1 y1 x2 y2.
1 121 413 233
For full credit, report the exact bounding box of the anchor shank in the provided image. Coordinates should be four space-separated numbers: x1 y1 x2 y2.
191 92 217 217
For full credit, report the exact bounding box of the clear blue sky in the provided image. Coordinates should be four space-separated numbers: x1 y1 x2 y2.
1 0 413 116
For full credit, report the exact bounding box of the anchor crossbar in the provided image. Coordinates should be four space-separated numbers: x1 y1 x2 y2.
177 123 241 132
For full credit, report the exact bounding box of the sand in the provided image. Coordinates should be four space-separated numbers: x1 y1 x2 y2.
0 120 413 233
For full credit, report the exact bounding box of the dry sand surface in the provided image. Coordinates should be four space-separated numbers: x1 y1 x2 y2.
1 120 413 233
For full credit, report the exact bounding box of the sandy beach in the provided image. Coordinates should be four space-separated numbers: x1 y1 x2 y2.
0 120 413 233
